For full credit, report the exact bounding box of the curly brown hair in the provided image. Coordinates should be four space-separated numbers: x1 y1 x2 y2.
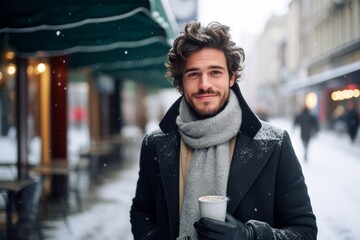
165 21 245 94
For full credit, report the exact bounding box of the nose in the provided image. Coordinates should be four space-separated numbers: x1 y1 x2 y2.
198 73 210 90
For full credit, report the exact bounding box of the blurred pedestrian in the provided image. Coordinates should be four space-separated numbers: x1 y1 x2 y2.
331 105 346 135
343 101 359 143
130 21 317 240
294 106 319 161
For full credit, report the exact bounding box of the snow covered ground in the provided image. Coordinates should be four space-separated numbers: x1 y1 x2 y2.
1 118 360 240
271 118 360 240
42 159 139 240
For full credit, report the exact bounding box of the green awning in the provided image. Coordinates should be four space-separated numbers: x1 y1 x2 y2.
0 0 178 87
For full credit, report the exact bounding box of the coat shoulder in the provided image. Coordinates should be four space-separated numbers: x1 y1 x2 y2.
143 128 179 146
143 128 165 143
254 121 285 140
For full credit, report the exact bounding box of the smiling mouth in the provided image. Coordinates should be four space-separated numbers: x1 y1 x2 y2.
193 90 219 100
195 93 217 101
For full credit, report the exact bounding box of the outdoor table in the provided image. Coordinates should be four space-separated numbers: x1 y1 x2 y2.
31 161 70 176
79 143 113 184
0 162 17 179
99 135 136 165
30 161 72 232
0 162 16 167
0 178 34 239
30 159 89 231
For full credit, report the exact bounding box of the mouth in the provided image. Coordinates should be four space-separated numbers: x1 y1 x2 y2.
193 90 219 101
195 93 217 101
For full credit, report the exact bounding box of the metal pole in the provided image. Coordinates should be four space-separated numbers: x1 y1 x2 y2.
15 57 28 180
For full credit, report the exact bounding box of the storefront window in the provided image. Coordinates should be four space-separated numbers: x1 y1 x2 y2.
67 80 90 161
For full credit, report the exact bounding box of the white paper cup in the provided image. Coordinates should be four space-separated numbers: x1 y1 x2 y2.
198 195 228 221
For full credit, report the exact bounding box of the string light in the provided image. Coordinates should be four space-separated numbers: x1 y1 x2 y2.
36 63 46 73
331 89 360 101
6 63 16 75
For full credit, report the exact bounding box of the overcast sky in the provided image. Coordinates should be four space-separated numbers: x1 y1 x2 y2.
198 0 291 38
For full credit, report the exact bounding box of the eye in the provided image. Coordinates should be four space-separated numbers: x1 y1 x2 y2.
187 72 200 79
210 70 222 76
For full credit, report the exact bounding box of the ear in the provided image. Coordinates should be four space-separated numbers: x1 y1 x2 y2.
229 72 236 87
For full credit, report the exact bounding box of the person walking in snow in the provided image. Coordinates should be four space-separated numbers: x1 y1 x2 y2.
294 106 319 161
130 21 317 240
343 101 359 143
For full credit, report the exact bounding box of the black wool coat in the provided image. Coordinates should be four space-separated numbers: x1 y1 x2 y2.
130 83 317 240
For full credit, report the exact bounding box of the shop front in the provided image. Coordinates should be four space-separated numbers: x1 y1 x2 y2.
281 61 360 129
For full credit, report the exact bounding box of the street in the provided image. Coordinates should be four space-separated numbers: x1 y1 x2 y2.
44 118 360 240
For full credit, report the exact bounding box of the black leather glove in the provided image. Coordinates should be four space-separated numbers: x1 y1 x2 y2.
194 214 254 240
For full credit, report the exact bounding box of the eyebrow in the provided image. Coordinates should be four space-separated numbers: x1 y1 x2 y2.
184 65 226 73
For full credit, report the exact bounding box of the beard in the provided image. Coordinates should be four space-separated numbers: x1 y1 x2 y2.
186 89 230 120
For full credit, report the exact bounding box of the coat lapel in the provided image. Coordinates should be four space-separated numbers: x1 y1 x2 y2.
227 132 277 213
155 132 180 239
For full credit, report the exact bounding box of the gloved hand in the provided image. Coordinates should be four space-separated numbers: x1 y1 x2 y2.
194 214 254 240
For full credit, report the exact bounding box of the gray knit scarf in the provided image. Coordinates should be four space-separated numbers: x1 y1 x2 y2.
176 90 242 240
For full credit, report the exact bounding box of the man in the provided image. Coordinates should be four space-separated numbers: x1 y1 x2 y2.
294 106 319 161
130 21 317 240
343 101 359 143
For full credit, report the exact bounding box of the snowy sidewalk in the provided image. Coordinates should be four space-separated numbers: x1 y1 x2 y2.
42 156 139 240
43 118 360 240
271 118 360 240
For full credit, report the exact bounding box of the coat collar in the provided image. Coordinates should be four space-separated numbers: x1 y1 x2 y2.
159 82 262 138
